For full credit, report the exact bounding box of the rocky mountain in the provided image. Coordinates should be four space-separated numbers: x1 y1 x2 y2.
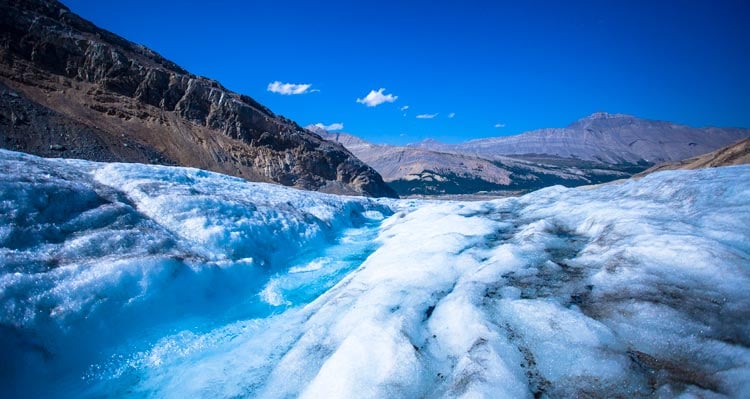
0 0 395 197
313 127 639 196
636 138 750 176
412 112 750 164
317 111 750 197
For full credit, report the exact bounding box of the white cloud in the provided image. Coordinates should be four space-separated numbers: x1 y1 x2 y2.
494 123 506 128
400 105 409 111
267 81 314 95
356 88 398 107
448 112 456 119
416 113 438 119
312 122 344 131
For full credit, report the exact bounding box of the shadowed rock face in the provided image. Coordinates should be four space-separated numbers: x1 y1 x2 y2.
0 0 395 197
411 112 750 164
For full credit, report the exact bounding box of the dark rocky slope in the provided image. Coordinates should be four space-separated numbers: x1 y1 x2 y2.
0 0 395 197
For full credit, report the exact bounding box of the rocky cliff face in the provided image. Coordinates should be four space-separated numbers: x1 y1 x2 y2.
413 112 750 164
0 0 395 197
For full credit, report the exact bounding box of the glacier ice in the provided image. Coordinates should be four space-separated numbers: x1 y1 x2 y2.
1 149 749 398
0 150 391 398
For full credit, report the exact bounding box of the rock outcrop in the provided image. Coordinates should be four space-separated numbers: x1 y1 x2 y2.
0 0 395 197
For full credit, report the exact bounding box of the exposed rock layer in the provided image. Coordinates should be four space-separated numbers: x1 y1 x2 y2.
0 0 395 197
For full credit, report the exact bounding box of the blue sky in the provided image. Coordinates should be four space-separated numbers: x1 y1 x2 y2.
62 0 749 145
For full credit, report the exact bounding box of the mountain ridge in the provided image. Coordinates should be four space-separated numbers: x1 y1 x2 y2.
409 112 750 164
319 112 749 197
0 0 396 197
316 127 641 196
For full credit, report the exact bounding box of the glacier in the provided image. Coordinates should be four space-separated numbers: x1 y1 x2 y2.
1 149 749 398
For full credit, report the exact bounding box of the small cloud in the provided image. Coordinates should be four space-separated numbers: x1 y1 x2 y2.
416 113 438 119
400 105 409 111
494 123 506 128
267 81 314 95
448 112 456 119
312 122 344 131
356 88 398 107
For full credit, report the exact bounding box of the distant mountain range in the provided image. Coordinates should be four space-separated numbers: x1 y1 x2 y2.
410 112 750 164
0 0 395 197
313 114 750 196
311 127 641 196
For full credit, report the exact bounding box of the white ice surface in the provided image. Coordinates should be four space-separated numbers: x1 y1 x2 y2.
2 149 749 398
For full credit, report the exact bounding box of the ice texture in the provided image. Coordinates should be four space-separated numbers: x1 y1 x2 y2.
0 150 391 397
2 149 749 398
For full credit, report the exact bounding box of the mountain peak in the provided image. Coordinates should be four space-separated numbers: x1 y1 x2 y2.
304 124 328 135
406 138 449 150
449 112 750 164
583 112 634 120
